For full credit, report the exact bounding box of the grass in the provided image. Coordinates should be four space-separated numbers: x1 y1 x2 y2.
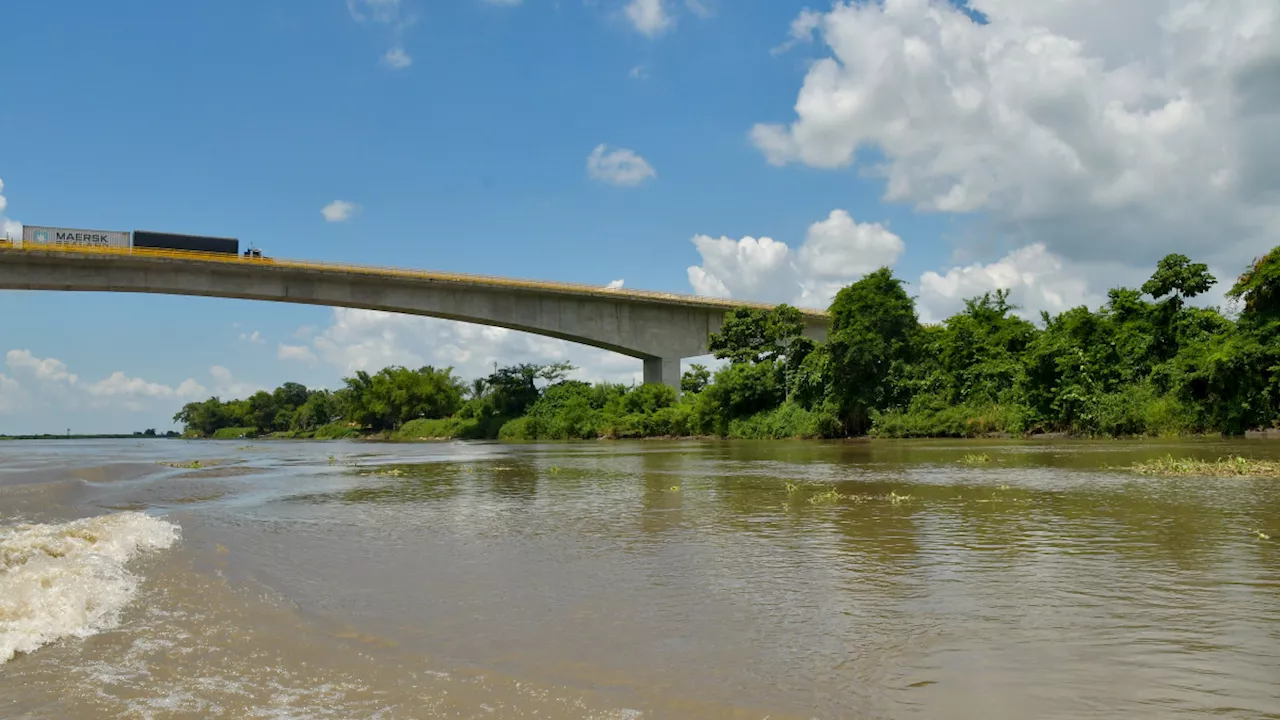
1128 455 1280 477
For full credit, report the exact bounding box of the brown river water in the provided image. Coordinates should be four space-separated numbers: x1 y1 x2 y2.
1 438 1278 719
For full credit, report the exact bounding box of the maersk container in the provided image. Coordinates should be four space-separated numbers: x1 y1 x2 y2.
132 230 239 255
22 224 131 250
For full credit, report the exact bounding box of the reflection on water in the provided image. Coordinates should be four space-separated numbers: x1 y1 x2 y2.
0 438 1278 719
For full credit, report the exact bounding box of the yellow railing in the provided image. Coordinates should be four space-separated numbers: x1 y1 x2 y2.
0 242 829 317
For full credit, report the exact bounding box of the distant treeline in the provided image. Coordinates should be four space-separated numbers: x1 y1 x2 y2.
174 248 1280 440
0 430 179 440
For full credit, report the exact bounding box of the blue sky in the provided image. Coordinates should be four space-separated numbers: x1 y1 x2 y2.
1 0 1275 432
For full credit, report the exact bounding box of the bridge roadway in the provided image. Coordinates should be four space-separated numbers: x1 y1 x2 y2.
0 245 829 390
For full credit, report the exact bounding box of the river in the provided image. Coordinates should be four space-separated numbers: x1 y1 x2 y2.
1 438 1277 719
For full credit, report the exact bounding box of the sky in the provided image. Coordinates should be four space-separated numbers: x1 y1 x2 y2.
0 0 1277 433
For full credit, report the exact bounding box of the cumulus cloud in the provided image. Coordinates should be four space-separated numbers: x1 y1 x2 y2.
209 365 261 400
238 330 265 345
587 144 656 187
625 0 673 37
278 343 318 363
917 244 1105 323
629 65 649 80
606 279 625 289
685 0 711 19
86 372 206 401
0 350 205 415
771 8 822 55
686 209 905 307
300 308 645 385
321 200 360 223
348 0 416 68
382 47 412 69
0 177 22 241
752 0 1280 274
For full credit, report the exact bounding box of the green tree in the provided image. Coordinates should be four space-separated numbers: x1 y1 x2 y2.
680 364 711 395
708 305 804 365
825 268 919 433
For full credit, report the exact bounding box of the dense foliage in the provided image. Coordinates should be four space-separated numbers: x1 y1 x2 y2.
175 250 1280 440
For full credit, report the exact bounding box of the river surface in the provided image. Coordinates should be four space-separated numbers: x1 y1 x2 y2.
1 438 1278 719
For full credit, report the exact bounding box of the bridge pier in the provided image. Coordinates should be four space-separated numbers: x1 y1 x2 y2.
643 357 682 394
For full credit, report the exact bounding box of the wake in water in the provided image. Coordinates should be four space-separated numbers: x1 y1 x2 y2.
0 512 180 663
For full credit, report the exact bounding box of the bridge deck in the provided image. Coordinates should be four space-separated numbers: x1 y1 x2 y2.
0 243 828 318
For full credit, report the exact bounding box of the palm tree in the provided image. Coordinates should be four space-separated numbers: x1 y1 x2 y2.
469 377 488 400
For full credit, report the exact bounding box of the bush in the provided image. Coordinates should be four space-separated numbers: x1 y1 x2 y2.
394 417 483 440
871 402 1026 438
498 416 532 441
211 426 258 439
314 422 359 440
726 403 840 439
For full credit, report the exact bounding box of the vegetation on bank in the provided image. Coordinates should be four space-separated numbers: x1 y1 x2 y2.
174 248 1280 440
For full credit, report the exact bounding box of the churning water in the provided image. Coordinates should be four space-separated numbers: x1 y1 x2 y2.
1 438 1278 719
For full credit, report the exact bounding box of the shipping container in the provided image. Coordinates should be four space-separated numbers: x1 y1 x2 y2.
132 230 238 255
22 224 131 250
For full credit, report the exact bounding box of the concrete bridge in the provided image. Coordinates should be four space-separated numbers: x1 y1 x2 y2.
0 246 829 389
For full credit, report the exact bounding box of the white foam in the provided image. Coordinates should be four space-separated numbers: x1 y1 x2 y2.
0 511 180 663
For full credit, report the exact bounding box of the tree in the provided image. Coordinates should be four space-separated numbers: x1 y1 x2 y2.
272 382 310 411
1142 253 1216 306
1229 247 1280 321
825 268 919 433
708 305 805 365
681 364 711 395
484 362 575 418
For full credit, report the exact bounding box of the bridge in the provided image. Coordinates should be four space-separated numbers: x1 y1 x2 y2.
0 245 829 390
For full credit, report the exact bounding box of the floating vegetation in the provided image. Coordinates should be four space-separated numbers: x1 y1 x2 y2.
360 467 407 478
807 487 847 505
666 485 681 492
784 482 799 494
158 459 223 470
1128 455 1280 477
1254 529 1272 541
960 453 991 465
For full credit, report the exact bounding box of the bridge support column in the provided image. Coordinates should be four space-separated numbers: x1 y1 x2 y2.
643 356 681 394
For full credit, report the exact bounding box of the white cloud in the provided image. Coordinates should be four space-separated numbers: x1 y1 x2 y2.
0 177 21 242
382 46 412 69
752 0 1280 272
771 8 822 55
278 343 318 364
685 0 711 19
606 279 625 289
587 144 656 187
303 308 645 386
209 365 261 400
625 0 673 37
0 349 206 416
917 244 1103 323
686 209 905 307
321 200 360 222
629 64 649 80
482 0 523 5
0 372 20 413
348 0 416 69
238 331 265 345
6 350 77 384
86 372 206 401
348 0 404 24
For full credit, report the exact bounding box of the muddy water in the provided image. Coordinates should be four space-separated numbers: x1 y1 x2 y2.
1 438 1279 719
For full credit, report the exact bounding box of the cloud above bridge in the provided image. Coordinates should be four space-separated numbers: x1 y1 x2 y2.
752 0 1280 314
587 145 657 187
686 209 905 308
321 200 360 223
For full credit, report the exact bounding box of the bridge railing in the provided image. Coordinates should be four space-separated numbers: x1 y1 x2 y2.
0 242 829 317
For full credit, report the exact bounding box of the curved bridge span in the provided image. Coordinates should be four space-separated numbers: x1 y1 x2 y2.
0 246 828 389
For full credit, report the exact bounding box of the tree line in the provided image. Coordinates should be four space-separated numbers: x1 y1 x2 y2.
175 248 1280 439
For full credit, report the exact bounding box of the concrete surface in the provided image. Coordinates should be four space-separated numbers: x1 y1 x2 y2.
0 250 829 390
